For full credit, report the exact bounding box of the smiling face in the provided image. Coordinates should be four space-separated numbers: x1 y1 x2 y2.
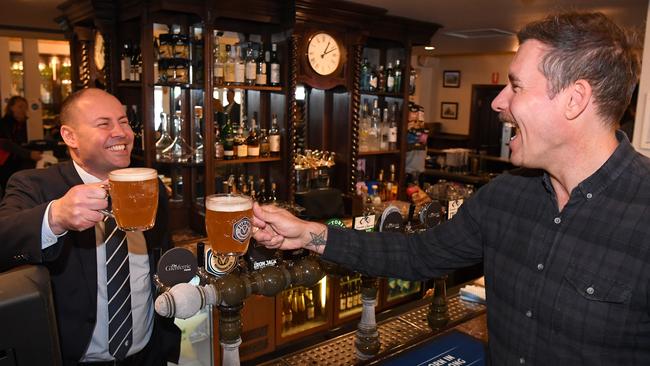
60 89 133 179
491 40 569 169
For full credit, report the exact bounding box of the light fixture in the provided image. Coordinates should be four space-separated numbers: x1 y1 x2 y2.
424 46 435 51
295 84 306 101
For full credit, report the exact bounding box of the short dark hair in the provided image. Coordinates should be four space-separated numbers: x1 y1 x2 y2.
3 96 27 118
518 12 640 125
59 88 97 126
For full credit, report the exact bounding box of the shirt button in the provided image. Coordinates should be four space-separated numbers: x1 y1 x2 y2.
586 193 593 199
586 286 595 295
525 310 532 318
537 263 544 271
520 357 526 364
554 217 561 224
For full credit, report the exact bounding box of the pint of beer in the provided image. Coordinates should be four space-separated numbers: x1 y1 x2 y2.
205 194 253 256
108 167 159 231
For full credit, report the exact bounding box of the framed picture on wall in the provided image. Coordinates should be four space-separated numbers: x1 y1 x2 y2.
441 102 458 119
443 70 461 88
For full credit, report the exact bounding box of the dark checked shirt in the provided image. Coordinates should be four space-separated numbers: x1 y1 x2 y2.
323 131 650 365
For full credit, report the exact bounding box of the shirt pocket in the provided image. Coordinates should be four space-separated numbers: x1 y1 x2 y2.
551 264 632 347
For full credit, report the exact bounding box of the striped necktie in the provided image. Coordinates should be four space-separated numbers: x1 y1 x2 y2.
105 216 133 360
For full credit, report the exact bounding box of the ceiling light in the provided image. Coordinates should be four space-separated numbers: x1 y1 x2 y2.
424 46 435 51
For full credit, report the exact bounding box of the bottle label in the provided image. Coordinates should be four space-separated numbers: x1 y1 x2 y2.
340 298 346 310
215 64 224 78
248 146 260 156
269 135 280 152
236 145 248 157
307 307 315 320
347 296 353 308
387 76 395 88
256 74 267 85
224 149 234 157
271 64 280 84
389 128 397 142
235 64 245 83
245 62 256 81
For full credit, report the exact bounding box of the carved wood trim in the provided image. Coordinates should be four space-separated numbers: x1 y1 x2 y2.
289 33 300 202
349 44 362 194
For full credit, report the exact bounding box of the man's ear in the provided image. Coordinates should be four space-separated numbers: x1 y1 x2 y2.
565 79 592 120
60 125 78 149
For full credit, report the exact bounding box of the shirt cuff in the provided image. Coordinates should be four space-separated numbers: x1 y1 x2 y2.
42 200 67 249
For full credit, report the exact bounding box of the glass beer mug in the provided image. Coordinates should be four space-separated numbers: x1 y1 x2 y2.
105 167 159 231
205 193 253 256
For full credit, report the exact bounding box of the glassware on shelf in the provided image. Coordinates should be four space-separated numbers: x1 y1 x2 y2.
162 111 194 163
193 106 204 163
155 112 173 161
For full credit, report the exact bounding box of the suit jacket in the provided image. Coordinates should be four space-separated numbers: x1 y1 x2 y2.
0 160 180 364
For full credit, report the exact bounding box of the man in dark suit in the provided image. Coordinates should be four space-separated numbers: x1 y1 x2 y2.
0 88 180 365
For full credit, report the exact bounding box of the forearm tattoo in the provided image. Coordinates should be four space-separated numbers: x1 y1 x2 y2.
305 229 326 251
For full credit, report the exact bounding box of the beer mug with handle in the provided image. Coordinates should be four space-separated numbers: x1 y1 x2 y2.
103 167 159 231
205 193 253 257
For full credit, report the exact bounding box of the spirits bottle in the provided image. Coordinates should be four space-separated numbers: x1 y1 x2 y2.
380 107 390 151
360 57 370 91
222 116 235 160
234 120 248 158
193 106 204 163
377 65 385 92
234 44 246 85
244 42 257 86
340 278 348 311
247 114 260 157
270 43 281 86
368 65 378 91
259 128 270 157
387 164 399 201
394 59 403 94
223 44 235 85
120 42 131 81
359 100 370 152
256 43 267 86
155 112 173 161
214 127 224 160
191 27 204 84
369 99 381 151
388 102 398 150
385 62 395 93
305 289 315 321
258 178 267 203
269 114 281 156
269 182 278 202
213 39 224 85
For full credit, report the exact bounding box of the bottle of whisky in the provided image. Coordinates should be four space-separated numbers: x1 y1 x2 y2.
269 114 281 156
259 128 270 157
282 290 293 331
360 58 370 91
388 103 398 151
234 44 245 85
377 65 385 92
214 127 224 160
244 42 257 86
340 278 348 311
269 43 281 86
256 43 267 86
346 278 354 310
234 120 248 158
305 289 315 321
247 114 260 158
224 44 235 85
222 116 235 160
258 178 267 203
269 182 278 203
387 164 399 201
394 59 403 94
385 62 395 93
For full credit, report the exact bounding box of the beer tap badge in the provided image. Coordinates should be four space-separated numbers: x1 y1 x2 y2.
233 217 252 243
157 247 198 287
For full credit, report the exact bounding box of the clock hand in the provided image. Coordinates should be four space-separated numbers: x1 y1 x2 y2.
321 41 331 58
323 47 337 55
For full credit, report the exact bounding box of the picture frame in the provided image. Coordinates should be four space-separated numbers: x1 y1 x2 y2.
441 102 458 119
443 70 461 88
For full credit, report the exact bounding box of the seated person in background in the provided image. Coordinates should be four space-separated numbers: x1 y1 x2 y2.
0 96 42 191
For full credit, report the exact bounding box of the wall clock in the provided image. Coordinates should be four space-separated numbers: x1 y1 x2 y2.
307 32 341 76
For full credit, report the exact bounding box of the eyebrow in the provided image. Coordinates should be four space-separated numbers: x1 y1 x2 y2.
508 73 521 85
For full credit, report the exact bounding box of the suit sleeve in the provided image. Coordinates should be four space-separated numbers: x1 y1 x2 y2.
0 170 51 271
321 186 486 281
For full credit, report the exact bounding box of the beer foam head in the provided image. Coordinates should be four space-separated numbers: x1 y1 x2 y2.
109 167 158 182
206 194 252 212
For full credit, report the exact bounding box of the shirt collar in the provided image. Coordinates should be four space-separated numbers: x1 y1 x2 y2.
541 130 636 198
72 160 103 184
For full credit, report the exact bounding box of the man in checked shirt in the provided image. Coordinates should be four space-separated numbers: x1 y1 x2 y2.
253 12 649 365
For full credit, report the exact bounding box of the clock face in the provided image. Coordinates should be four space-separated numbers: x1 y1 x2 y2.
307 32 341 76
94 31 105 71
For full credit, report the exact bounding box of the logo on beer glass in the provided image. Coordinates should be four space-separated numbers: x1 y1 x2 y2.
233 217 251 243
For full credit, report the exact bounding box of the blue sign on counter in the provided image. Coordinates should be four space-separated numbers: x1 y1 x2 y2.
379 330 485 366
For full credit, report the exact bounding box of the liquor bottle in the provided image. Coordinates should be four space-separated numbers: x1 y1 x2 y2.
213 40 224 85
259 128 270 157
155 112 173 161
256 43 267 86
222 116 235 160
368 65 378 92
247 114 260 157
359 100 370 152
377 169 386 201
354 278 361 307
291 288 301 326
298 288 307 325
305 289 315 321
377 65 385 92
282 291 293 331
388 103 398 150
346 279 354 309
234 120 248 158
244 42 257 85
385 62 395 93
380 107 390 151
409 68 417 95
394 59 403 94
239 175 249 196
120 42 131 81
223 44 235 85
269 43 281 86
269 182 278 202
369 99 381 151
258 178 267 203
249 176 256 200
234 44 246 85
214 127 224 160
339 278 347 311
387 164 398 201
360 58 370 91
269 114 281 156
